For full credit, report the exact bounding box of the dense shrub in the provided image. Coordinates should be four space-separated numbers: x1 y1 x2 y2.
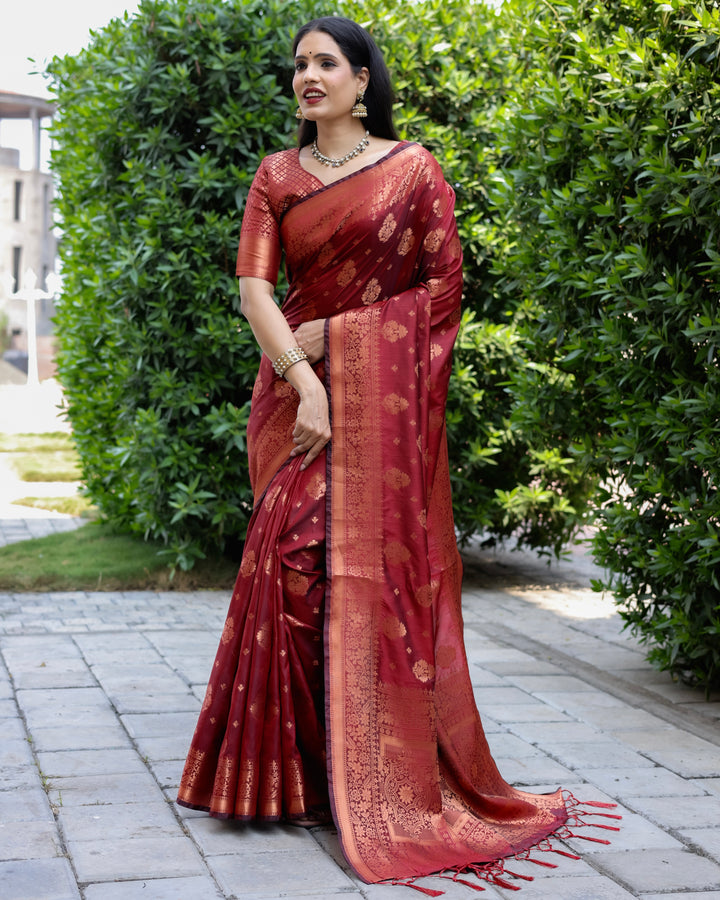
355 0 595 552
48 0 330 568
492 0 720 687
48 0 591 569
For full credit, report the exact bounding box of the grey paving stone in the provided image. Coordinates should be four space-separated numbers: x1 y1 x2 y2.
170 796 210 819
0 762 41 790
564 809 682 854
484 874 637 899
22 704 120 730
0 820 64 860
573 766 708 800
469 666 507 687
697 778 720 796
58 800 180 843
82 650 165 668
532 690 628 716
73 633 152 657
472 653 565 678
572 646 646 670
0 737 35 769
549 740 657 771
473 686 538 707
90 666 187 693
475 713 504 734
0 787 54 823
16 686 110 711
613 727 718 754
480 702 574 724
29 724 133 753
362 872 500 898
146 757 185 791
0 857 80 900
0 698 18 716
1 634 82 662
132 735 193 762
589 848 720 892
505 674 596 694
35 749 148 778
507 720 605 746
10 660 95 690
171 662 214 685
493 754 575 785
68 835 205 882
582 706 674 733
485 731 547 759
679 828 720 862
633 674 719 705
83 876 225 900
120 711 199 738
108 691 201 715
626 794 720 830
184 817 317 857
145 630 223 657
613 732 720 778
47 771 163 808
0 716 28 740
207 846 355 898
641 893 720 900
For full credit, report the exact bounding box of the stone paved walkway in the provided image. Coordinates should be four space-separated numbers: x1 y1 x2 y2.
1 534 720 900
1 383 719 899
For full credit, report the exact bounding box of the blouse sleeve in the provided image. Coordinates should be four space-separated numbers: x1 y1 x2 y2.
235 159 282 285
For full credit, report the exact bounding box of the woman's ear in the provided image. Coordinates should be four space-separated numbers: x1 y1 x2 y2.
357 67 370 95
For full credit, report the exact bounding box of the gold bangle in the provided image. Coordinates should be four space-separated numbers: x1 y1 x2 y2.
272 346 308 377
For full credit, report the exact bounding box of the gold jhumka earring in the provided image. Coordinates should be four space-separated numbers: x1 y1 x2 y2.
295 106 304 120
351 91 368 118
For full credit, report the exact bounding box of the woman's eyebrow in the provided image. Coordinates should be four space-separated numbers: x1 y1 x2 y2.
294 52 340 62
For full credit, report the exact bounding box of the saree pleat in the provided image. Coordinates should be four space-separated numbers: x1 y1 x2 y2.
177 142 601 886
177 450 329 821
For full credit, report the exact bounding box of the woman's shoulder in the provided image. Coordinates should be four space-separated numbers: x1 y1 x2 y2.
255 147 300 176
250 149 305 208
395 142 448 186
404 141 444 168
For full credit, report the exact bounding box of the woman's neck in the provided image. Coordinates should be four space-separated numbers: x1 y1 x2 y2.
313 121 369 157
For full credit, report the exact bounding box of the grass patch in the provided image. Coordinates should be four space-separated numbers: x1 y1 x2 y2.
1 432 81 482
0 432 73 453
8 451 81 482
12 496 97 518
0 522 239 592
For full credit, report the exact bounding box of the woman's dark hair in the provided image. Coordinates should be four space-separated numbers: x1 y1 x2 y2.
293 17 399 147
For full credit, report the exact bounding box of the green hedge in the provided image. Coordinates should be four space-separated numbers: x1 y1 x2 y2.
492 0 720 688
355 0 594 552
48 0 591 570
48 0 329 568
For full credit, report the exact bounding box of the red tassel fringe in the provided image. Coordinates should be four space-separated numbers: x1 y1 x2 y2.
383 792 621 896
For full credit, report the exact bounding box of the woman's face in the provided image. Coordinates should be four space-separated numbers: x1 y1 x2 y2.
293 31 368 125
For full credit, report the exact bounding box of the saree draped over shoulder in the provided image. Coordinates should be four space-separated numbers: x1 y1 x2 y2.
177 143 602 887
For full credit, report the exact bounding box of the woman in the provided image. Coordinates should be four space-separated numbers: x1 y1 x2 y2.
177 16 617 892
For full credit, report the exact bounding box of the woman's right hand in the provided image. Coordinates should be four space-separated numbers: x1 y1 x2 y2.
289 378 331 470
236 278 330 467
293 318 327 365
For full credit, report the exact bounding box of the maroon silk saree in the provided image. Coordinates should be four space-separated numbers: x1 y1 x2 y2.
177 144 616 890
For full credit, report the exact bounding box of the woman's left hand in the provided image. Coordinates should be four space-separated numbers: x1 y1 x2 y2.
294 319 327 364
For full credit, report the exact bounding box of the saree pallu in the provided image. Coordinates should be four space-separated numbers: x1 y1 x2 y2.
177 144 610 888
